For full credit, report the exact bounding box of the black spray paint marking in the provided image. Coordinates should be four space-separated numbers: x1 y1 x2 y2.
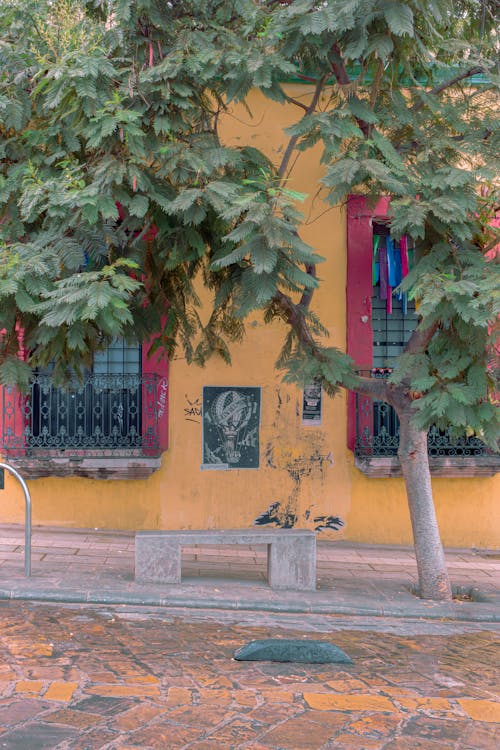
253 501 297 529
254 501 343 532
265 442 276 468
184 394 202 423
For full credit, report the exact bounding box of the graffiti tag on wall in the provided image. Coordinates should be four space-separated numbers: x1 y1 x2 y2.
157 378 168 419
184 395 202 423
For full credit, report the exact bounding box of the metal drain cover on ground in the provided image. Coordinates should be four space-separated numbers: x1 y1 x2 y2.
234 639 353 664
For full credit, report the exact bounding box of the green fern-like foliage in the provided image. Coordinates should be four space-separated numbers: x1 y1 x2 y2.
0 0 498 446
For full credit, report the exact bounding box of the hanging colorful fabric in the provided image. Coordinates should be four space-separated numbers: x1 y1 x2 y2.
394 245 402 287
379 247 388 300
385 238 395 313
408 247 414 271
373 234 380 285
400 235 409 277
386 238 398 287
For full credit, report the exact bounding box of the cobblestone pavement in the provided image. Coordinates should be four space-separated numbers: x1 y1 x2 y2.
0 601 498 749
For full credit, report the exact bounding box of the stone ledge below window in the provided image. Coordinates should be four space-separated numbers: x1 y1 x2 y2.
2 455 162 480
354 455 500 478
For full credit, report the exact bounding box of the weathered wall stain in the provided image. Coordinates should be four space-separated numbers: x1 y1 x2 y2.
272 386 291 428
260 405 340 530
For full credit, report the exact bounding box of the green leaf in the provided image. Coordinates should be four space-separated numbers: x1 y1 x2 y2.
382 1 414 37
347 99 379 125
371 130 406 173
322 159 361 187
129 194 149 218
99 197 120 220
0 357 32 390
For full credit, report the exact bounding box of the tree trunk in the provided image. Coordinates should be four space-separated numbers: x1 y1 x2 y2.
398 410 453 601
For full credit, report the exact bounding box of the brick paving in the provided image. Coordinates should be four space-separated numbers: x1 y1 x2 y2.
0 525 499 621
0 601 498 749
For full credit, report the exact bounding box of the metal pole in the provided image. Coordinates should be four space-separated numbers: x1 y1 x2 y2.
0 462 31 576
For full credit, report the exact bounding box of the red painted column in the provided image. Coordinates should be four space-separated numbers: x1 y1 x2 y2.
141 342 169 455
0 385 27 457
346 195 390 450
0 327 28 458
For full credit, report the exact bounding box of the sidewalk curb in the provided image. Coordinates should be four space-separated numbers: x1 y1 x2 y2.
1 587 498 623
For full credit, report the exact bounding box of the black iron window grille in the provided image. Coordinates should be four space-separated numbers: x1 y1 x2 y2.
1 339 162 458
354 374 487 458
1 373 161 457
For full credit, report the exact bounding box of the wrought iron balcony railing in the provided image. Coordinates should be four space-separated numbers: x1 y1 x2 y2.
354 379 488 459
1 373 162 458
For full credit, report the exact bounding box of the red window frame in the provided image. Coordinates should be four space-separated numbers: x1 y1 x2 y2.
346 194 391 450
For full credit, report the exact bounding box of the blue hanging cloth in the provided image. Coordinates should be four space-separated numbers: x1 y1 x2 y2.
386 238 398 287
394 244 402 288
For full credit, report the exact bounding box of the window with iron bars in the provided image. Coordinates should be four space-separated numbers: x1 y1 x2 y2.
356 225 486 459
28 339 146 453
347 197 490 465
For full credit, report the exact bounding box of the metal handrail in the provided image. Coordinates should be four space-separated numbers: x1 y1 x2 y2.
0 462 31 576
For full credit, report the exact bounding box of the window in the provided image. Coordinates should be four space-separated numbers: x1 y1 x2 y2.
1 338 169 478
30 339 143 452
346 195 497 477
371 222 418 368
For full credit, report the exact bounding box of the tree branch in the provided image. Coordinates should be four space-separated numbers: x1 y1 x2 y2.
299 263 317 308
293 72 323 84
273 290 320 351
348 372 390 400
283 94 309 112
429 65 484 96
404 320 439 355
328 43 371 137
277 72 329 180
410 65 484 113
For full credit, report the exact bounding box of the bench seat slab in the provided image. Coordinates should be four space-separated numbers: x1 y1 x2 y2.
135 529 316 590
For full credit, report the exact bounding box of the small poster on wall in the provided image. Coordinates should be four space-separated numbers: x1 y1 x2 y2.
202 386 261 470
302 382 322 426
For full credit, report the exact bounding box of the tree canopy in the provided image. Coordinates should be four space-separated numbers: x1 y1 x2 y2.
1 0 498 444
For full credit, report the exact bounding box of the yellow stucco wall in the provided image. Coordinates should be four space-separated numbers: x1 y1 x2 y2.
1 87 498 547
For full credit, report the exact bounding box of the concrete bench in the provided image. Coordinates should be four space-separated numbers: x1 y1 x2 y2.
135 528 316 591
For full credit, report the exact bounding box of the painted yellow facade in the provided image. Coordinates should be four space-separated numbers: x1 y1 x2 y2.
1 87 498 547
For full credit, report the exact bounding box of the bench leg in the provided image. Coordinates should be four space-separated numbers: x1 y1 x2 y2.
135 537 181 583
267 535 316 591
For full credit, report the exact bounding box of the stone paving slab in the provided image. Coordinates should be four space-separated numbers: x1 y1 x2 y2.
0 525 498 622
